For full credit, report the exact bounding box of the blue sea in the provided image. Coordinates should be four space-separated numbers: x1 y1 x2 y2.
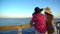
0 18 60 34
0 18 31 27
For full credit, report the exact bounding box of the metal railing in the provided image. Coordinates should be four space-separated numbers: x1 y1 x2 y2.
56 22 60 34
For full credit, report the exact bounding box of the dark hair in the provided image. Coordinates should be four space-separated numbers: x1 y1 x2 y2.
35 7 40 13
33 7 43 15
45 12 52 15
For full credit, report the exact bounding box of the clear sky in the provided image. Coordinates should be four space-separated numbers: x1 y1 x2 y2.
0 0 60 18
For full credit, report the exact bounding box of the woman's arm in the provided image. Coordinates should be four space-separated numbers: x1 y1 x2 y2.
30 19 34 27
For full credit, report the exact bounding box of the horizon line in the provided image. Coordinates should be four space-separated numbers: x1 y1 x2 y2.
0 17 60 18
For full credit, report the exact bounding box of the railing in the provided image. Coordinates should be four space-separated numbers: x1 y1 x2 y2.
0 24 31 34
0 24 30 30
56 22 60 34
0 22 60 34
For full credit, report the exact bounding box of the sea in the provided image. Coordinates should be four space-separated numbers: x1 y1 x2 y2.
0 18 60 34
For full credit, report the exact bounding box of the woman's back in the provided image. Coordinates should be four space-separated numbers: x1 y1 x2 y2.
45 12 55 33
32 14 47 33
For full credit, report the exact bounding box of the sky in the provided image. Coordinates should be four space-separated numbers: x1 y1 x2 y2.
0 0 60 18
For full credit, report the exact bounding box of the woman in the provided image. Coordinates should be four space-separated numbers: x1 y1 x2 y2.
44 7 55 34
30 7 47 34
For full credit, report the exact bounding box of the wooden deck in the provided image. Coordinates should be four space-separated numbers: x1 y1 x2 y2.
0 24 30 30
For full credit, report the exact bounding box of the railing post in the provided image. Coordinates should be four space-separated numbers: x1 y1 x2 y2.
18 28 22 34
56 22 60 34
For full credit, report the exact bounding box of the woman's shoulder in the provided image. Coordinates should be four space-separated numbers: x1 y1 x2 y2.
32 14 37 17
40 14 45 16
